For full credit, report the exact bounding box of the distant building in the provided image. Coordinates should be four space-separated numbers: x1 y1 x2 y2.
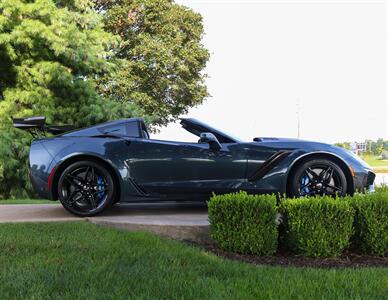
351 141 367 154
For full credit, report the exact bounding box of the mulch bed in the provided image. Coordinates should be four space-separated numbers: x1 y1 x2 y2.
185 241 388 268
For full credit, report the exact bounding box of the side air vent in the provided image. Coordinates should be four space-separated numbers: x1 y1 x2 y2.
248 150 291 181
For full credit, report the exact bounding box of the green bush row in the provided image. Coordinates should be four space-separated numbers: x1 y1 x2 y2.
344 191 388 256
279 196 354 257
208 192 278 255
208 190 388 257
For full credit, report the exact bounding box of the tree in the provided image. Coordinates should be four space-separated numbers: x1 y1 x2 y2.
94 0 210 126
0 0 141 127
334 142 352 150
374 138 385 156
0 0 141 197
0 129 32 198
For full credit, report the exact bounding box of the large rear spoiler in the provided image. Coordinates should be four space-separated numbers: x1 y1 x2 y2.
12 116 74 137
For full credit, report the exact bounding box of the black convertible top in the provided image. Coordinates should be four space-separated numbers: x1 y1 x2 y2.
180 118 240 143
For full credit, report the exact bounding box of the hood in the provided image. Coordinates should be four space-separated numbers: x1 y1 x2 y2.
253 137 372 170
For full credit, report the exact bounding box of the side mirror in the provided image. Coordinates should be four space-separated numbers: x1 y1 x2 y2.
199 132 221 151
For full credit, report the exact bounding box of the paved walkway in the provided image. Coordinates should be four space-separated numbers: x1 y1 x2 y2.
375 173 387 186
0 202 210 243
0 204 79 223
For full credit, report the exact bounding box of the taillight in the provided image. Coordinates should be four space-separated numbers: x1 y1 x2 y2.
47 166 56 189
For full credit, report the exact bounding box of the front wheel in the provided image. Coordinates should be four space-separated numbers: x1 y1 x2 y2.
289 159 348 197
57 160 115 217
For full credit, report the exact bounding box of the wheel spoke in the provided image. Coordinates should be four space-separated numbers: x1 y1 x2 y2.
65 175 83 187
88 195 97 209
84 167 91 181
91 167 95 184
326 184 341 191
90 183 109 187
319 167 328 179
324 167 334 183
68 190 82 204
93 188 109 195
305 168 319 180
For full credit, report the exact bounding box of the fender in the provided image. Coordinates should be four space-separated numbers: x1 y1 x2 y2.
50 151 145 201
282 150 354 193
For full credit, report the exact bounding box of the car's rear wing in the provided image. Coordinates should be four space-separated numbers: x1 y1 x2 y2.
12 116 74 137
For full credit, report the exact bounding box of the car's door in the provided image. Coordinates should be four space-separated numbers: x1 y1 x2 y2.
126 138 248 195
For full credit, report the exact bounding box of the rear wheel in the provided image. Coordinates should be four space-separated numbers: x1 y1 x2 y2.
57 160 115 217
289 159 347 197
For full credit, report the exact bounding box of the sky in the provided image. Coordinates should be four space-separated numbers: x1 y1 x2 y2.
154 0 387 144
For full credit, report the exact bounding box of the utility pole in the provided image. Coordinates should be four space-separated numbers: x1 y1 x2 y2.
296 99 301 139
386 0 388 139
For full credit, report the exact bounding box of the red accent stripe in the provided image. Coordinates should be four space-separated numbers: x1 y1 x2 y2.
47 166 56 189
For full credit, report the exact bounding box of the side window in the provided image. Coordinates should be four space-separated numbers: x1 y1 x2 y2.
100 122 141 137
127 122 141 137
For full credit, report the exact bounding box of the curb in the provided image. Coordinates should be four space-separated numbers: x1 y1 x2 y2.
88 219 211 244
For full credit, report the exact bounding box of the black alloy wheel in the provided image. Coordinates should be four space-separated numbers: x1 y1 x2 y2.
58 160 115 217
290 159 347 197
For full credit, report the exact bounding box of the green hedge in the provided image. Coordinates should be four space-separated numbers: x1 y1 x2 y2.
208 191 388 257
279 196 354 257
345 192 388 256
208 192 278 255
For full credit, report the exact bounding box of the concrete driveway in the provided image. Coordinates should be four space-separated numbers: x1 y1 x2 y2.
375 173 387 186
0 202 210 243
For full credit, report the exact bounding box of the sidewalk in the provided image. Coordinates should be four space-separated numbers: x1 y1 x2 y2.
0 203 210 243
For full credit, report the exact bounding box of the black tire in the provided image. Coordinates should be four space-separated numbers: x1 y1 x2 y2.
57 160 115 217
289 158 347 197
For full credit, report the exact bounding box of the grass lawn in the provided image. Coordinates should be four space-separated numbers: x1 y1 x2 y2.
0 222 386 299
0 199 55 205
360 155 388 173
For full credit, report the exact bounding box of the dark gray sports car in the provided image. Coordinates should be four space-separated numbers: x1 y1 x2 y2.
14 116 375 216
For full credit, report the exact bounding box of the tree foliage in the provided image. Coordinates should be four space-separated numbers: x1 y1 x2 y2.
334 142 352 151
94 0 210 126
365 138 386 156
0 0 140 198
0 129 32 198
0 0 140 128
335 139 388 156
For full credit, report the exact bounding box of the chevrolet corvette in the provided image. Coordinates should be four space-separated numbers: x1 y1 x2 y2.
14 116 375 216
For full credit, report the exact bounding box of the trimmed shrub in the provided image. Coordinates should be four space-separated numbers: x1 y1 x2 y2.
280 196 354 257
208 192 278 255
345 192 388 256
375 185 388 193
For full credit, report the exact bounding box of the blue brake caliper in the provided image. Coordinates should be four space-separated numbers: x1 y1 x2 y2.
96 176 106 202
300 173 310 195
